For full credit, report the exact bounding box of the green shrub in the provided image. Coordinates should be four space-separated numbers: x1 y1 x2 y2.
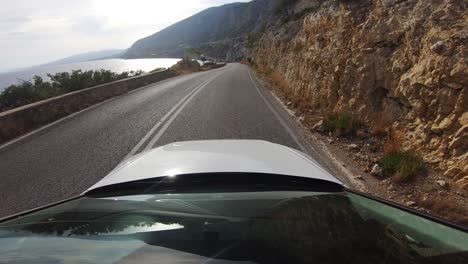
150 67 166 73
170 58 200 73
380 151 426 182
324 111 361 136
0 69 142 112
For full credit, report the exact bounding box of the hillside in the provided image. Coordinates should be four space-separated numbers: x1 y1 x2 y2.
43 49 125 66
124 0 279 61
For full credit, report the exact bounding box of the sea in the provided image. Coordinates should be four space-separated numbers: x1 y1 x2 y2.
0 58 181 91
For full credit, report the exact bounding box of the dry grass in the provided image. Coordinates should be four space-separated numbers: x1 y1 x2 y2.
379 128 426 182
255 62 267 74
240 58 251 66
370 111 393 136
261 68 314 114
418 195 468 227
383 128 404 155
270 72 288 89
265 68 311 111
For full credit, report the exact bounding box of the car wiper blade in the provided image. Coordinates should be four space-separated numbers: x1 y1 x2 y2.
85 172 344 198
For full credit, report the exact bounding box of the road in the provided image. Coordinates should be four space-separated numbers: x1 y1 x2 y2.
0 63 329 217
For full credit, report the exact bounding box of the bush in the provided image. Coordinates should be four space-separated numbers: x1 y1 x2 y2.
324 111 361 136
170 58 200 74
0 82 37 110
379 151 426 182
150 67 166 73
0 69 142 112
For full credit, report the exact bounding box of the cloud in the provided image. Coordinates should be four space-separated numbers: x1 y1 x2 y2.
0 0 251 72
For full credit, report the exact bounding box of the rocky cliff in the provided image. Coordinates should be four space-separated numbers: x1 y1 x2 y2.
252 0 467 187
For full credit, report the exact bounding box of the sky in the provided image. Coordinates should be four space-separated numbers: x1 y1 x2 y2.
0 0 250 72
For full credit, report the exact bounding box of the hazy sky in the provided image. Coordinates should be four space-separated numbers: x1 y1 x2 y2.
0 0 250 72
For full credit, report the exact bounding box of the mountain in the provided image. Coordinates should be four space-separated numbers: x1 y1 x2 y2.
124 0 280 61
43 49 126 66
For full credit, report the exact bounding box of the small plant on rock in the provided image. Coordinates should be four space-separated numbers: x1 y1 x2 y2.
324 111 361 136
379 129 426 182
380 151 426 182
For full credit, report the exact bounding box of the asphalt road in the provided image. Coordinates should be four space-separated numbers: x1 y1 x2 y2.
0 63 321 217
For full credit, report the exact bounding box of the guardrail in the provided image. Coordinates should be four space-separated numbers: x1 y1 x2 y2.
0 69 178 144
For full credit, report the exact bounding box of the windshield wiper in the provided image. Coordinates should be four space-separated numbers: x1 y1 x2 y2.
85 172 344 198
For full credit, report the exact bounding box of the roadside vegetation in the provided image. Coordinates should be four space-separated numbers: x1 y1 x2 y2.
379 129 426 182
170 58 201 74
0 57 223 113
171 57 223 74
380 151 426 182
150 67 166 73
0 69 143 112
323 111 362 136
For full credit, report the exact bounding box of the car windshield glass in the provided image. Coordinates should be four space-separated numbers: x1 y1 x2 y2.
0 190 466 264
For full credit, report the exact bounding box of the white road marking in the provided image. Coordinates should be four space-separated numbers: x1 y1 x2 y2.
247 68 307 153
121 78 212 161
0 96 120 151
144 73 223 151
0 76 181 151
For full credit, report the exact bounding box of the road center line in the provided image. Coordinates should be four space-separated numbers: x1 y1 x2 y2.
144 72 223 150
121 78 213 162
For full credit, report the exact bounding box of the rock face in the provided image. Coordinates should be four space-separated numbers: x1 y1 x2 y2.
252 0 467 185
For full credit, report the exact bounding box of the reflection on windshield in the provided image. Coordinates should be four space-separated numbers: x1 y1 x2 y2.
0 191 467 264
111 223 183 235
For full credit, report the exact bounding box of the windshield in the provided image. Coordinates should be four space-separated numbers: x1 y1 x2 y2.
1 189 466 264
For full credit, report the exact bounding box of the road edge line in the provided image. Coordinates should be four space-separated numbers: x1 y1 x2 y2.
247 69 307 153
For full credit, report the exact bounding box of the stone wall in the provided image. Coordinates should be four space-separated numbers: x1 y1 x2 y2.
253 0 467 186
0 69 177 144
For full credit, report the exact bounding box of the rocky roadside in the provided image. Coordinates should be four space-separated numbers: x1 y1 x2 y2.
251 0 468 192
253 69 468 228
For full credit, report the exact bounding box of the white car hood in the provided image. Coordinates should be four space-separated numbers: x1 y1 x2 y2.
86 140 342 192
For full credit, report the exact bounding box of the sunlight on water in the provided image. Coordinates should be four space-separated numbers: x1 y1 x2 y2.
0 58 181 90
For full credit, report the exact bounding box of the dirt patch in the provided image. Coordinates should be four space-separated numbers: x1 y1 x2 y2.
251 66 468 228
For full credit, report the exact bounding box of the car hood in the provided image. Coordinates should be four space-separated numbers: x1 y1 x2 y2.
86 140 342 192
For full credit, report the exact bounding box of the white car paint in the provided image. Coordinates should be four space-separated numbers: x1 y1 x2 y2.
86 140 343 191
